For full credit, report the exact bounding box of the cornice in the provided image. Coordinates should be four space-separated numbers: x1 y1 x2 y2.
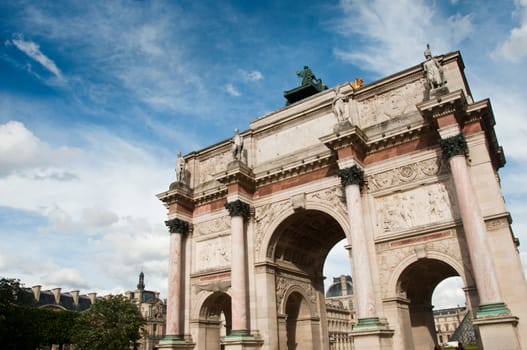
254 152 334 187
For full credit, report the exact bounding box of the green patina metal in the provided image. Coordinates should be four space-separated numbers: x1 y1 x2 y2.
284 65 328 105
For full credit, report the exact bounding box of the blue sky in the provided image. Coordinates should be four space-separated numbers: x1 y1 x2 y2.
0 0 526 308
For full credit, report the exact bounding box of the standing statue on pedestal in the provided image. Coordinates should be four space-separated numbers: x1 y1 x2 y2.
423 44 446 90
175 151 185 183
232 128 244 162
333 85 348 124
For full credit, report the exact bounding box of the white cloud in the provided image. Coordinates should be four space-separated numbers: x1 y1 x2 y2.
239 69 263 82
333 0 473 75
432 277 465 309
492 0 527 62
0 121 78 177
226 83 241 96
42 267 90 290
0 122 173 296
11 35 63 80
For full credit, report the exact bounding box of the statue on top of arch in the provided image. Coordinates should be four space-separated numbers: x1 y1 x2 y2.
423 44 448 97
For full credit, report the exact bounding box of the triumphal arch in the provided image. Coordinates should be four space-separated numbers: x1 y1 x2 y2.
156 47 527 350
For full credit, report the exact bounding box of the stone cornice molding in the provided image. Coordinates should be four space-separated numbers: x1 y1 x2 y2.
320 125 369 161
165 218 190 235
416 89 467 124
440 134 468 159
338 165 365 189
157 184 195 211
216 161 256 194
225 199 251 218
254 153 334 187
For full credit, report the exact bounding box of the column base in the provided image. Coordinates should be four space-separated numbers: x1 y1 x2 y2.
473 308 520 350
476 302 511 318
223 330 263 350
353 317 385 330
156 335 195 349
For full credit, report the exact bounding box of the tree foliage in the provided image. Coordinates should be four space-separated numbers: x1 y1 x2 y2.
72 294 145 350
0 278 79 349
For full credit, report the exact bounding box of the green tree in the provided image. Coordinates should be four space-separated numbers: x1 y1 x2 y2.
72 294 145 350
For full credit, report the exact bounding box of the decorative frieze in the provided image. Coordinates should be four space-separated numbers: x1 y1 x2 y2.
165 218 189 235
194 216 231 236
367 157 447 192
485 217 509 231
375 182 458 235
198 151 230 183
225 200 250 218
440 133 467 159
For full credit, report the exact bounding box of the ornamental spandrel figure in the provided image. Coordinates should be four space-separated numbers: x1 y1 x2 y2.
423 44 447 92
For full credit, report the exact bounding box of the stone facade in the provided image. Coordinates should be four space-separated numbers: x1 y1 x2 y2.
157 49 527 350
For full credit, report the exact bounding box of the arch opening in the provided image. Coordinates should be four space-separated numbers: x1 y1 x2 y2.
198 292 232 350
267 209 351 350
397 258 469 348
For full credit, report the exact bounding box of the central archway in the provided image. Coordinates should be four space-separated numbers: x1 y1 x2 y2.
267 209 348 350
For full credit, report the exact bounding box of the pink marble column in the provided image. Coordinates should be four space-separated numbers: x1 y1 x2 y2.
443 140 502 305
339 166 380 327
164 218 189 339
225 200 250 335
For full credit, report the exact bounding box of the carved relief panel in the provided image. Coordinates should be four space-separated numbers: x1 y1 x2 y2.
375 181 458 236
356 79 426 129
195 235 231 271
198 151 230 184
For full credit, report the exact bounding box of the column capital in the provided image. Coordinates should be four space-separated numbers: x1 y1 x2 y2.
338 165 364 188
165 218 189 235
440 133 467 159
225 199 250 218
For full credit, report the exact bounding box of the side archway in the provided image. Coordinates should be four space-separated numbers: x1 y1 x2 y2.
195 292 231 350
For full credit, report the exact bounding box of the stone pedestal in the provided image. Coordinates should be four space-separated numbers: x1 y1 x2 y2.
473 314 521 350
223 333 263 350
351 327 394 350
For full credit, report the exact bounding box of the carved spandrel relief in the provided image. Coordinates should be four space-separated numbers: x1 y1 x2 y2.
275 272 317 313
194 216 230 236
357 79 426 128
255 200 290 255
376 182 458 235
198 152 230 184
307 186 347 218
376 232 461 298
367 157 446 192
196 236 231 271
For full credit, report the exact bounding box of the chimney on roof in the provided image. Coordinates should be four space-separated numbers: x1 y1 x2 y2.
51 288 61 304
32 285 41 302
88 292 97 305
340 275 348 296
70 290 80 306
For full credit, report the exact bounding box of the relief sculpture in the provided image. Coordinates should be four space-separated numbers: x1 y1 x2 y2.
376 182 458 234
196 237 231 270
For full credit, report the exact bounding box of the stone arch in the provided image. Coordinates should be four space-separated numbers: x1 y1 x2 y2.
278 284 317 318
283 290 316 350
391 255 470 350
256 185 350 262
387 249 468 299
